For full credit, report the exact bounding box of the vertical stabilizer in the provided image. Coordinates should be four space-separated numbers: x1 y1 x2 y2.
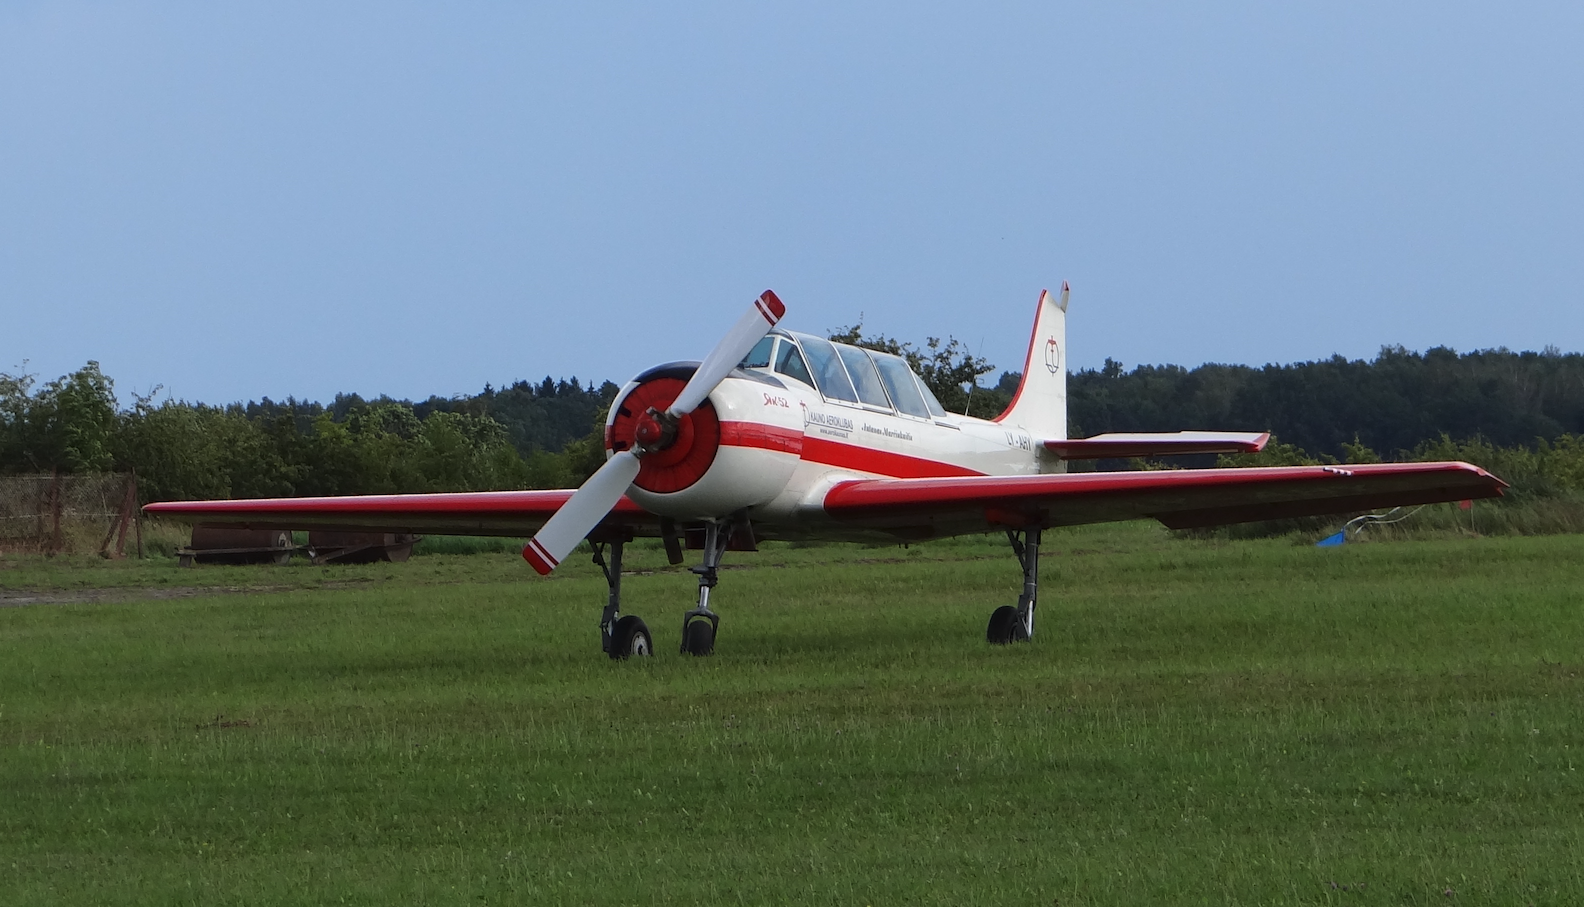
992 284 1069 446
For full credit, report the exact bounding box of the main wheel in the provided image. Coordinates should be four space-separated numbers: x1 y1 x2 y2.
609 615 653 660
986 605 1020 645
681 616 716 656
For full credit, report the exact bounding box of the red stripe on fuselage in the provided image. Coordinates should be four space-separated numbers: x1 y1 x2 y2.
800 435 982 478
720 421 804 455
717 420 982 479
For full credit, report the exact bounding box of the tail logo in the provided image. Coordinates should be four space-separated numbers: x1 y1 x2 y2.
1044 337 1062 374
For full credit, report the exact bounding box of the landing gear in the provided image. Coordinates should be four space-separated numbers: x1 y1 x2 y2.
680 518 731 655
682 615 716 655
987 527 1041 645
585 515 748 659
587 518 735 659
609 615 653 658
986 605 1024 644
591 532 651 660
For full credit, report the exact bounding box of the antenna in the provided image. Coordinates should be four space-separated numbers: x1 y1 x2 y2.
961 336 986 415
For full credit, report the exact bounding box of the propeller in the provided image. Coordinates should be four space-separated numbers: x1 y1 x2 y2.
522 290 786 575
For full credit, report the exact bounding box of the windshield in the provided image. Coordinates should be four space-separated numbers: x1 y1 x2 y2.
740 336 774 369
773 338 814 387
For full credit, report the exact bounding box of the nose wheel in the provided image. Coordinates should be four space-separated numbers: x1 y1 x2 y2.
682 613 717 655
679 517 732 656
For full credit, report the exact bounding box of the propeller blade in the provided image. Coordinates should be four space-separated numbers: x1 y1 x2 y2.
525 290 786 576
522 450 641 575
667 290 785 417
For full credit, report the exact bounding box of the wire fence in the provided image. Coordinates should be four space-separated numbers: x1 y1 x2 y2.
0 472 139 556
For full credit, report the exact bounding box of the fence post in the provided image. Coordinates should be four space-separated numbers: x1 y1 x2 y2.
33 474 48 543
101 473 138 559
49 470 64 555
133 472 144 559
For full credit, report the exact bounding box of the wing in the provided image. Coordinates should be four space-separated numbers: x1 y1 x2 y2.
821 461 1505 538
143 490 663 539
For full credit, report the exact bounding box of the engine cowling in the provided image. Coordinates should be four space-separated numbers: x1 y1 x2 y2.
607 372 721 494
605 363 805 518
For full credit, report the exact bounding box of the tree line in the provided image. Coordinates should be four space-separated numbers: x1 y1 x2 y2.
0 364 616 502
1068 345 1584 461
4 340 1584 504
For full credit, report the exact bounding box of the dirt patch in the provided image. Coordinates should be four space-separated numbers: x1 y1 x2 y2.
195 714 255 731
0 580 374 608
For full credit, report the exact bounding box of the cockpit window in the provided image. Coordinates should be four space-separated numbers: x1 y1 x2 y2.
798 335 860 404
870 352 930 418
773 339 814 388
740 336 774 369
917 375 950 418
836 345 891 409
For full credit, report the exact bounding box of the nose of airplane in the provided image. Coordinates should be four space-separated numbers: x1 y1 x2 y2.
633 412 665 447
523 290 784 574
609 375 720 494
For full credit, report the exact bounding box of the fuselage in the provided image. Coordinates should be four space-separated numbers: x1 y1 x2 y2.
608 329 1054 540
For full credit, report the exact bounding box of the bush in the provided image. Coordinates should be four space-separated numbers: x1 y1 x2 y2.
1189 433 1584 541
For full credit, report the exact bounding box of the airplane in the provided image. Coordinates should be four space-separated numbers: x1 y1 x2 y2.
145 287 1506 658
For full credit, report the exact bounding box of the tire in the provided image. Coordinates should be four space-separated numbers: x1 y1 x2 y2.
609 615 653 660
986 605 1019 645
271 531 293 566
681 616 716 656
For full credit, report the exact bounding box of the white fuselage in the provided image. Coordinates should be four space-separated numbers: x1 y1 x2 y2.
613 329 1058 541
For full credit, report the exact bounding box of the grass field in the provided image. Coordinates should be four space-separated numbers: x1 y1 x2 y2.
2 524 1582 905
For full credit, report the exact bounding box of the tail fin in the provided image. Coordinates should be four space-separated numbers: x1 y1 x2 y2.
992 283 1069 441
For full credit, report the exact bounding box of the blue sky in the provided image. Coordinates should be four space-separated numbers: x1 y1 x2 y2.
3 3 1580 406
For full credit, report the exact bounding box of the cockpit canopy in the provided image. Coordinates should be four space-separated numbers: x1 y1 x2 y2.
739 331 951 420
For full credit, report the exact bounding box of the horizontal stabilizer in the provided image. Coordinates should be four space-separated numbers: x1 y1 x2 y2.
1045 431 1271 460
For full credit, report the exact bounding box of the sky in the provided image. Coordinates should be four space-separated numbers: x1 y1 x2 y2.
2 2 1581 407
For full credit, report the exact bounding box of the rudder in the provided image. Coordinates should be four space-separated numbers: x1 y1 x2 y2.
992 283 1069 444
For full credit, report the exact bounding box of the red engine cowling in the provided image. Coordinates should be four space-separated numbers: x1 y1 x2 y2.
606 374 721 494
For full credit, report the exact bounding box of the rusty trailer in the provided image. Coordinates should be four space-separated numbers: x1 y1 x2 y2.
307 531 417 565
178 527 298 567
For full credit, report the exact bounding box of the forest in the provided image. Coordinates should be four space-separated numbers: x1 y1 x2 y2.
4 336 1584 506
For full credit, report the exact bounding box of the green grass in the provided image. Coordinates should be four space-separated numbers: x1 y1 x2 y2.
2 523 1582 904
411 533 524 557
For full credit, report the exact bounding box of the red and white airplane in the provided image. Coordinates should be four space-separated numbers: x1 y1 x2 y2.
146 287 1505 658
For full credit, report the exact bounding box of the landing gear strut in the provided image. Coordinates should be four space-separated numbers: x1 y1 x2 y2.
987 526 1041 645
592 532 651 659
680 518 730 655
